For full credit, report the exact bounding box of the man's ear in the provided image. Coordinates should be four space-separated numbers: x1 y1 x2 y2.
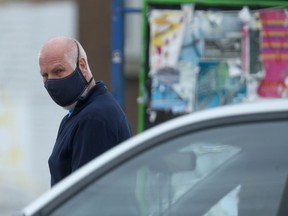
79 58 88 74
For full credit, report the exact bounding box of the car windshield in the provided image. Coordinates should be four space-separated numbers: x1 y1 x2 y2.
49 120 288 216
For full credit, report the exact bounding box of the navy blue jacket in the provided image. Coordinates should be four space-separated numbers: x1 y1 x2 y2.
48 81 132 186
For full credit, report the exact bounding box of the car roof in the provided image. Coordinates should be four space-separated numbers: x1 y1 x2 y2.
21 99 288 216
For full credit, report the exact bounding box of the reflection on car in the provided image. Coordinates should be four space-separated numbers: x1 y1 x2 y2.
19 99 288 216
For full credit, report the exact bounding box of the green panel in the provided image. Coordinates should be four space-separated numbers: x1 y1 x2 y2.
137 0 149 133
146 0 288 7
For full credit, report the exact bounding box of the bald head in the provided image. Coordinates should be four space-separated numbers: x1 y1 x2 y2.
39 36 92 83
39 36 80 68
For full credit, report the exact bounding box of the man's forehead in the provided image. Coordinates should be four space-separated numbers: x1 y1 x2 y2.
40 44 66 59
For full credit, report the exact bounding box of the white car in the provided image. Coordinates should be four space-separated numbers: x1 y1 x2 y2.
18 99 288 216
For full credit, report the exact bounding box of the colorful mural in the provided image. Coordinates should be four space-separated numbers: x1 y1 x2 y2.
145 5 288 122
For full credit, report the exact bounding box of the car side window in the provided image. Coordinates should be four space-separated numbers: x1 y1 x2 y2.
49 121 288 216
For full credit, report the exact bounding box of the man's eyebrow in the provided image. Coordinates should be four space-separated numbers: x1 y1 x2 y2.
40 64 65 76
53 64 65 69
51 64 65 72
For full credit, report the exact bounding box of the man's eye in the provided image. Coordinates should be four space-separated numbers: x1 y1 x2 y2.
55 69 63 75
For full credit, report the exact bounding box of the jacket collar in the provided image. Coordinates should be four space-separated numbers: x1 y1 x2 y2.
69 81 107 117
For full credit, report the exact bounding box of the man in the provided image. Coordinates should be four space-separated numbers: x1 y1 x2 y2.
39 36 132 187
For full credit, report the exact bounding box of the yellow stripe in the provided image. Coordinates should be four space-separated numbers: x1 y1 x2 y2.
261 19 286 25
262 31 288 37
262 53 288 60
262 42 288 48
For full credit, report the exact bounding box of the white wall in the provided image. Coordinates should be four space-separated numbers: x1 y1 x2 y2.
0 1 77 215
124 0 142 77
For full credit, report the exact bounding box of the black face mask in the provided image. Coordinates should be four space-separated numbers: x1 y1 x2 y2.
44 42 92 107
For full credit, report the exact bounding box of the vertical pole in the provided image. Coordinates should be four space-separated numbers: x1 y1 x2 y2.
138 0 147 133
111 0 125 108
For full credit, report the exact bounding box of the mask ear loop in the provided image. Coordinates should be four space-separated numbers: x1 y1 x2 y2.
74 40 94 85
74 40 80 68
